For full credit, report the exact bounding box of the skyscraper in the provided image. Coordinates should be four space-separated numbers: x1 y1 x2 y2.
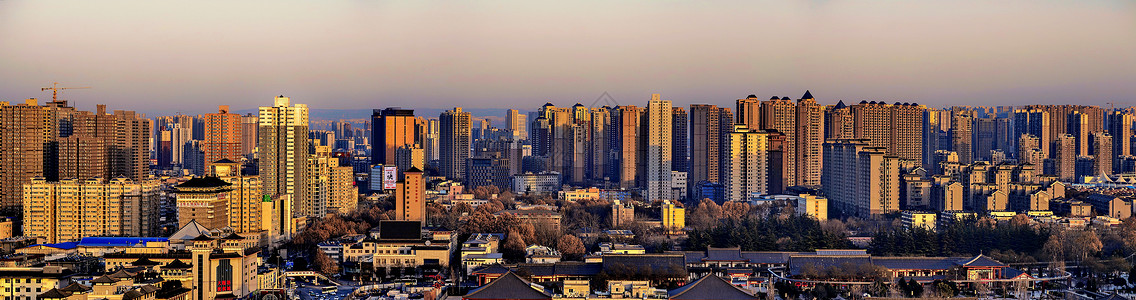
1056 134 1076 181
440 107 471 180
372 108 425 170
203 105 243 171
645 95 673 201
258 95 310 220
612 105 644 189
1107 111 1132 170
64 105 150 181
507 109 527 141
0 99 46 212
1092 131 1112 176
240 113 258 159
589 107 610 182
822 139 901 217
688 105 724 193
796 91 825 187
735 95 761 130
761 96 796 187
425 119 440 162
725 125 775 201
850 101 925 163
950 110 973 164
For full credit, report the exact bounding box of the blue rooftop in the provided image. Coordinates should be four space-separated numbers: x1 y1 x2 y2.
77 237 168 247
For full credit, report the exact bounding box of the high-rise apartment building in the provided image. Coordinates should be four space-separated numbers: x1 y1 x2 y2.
735 95 761 130
426 119 440 162
240 113 258 159
589 107 610 182
688 105 724 193
725 125 777 201
440 108 471 181
1014 109 1052 158
950 110 973 164
258 96 310 219
645 96 673 201
203 105 243 171
612 105 644 189
1 99 47 212
309 145 358 217
1092 132 1113 176
796 91 825 187
1107 111 1132 171
825 101 856 141
760 96 796 187
848 101 925 163
210 160 263 233
63 106 150 181
672 107 688 173
23 176 161 243
822 139 901 217
1056 134 1076 181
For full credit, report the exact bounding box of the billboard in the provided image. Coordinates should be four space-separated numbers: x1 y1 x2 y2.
382 166 398 190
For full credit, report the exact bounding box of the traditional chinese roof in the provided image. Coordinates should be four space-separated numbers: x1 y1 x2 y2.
131 257 160 266
37 289 70 299
464 272 551 300
668 275 758 300
59 282 91 293
958 254 1005 267
163 260 191 269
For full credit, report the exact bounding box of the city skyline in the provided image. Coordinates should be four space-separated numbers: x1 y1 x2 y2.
2 0 1134 116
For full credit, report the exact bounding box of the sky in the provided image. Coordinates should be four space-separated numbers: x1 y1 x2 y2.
1 0 1134 117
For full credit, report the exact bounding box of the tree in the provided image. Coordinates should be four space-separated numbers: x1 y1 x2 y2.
557 235 586 260
312 250 338 275
502 230 527 261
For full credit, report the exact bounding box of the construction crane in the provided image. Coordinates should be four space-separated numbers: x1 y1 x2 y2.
41 82 90 106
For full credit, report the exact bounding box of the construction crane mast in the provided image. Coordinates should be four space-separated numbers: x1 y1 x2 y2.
41 82 90 106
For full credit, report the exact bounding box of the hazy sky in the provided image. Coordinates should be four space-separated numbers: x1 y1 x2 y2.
1 0 1134 116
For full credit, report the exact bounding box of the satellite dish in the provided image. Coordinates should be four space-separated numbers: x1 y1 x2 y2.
425 240 431 246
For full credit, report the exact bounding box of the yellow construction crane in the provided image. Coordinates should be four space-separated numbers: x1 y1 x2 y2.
41 82 90 105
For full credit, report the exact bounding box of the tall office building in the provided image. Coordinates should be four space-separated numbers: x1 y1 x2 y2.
203 105 243 171
395 167 425 222
23 176 161 243
822 139 901 217
725 125 778 201
258 95 310 219
760 96 796 187
950 110 973 164
507 109 527 141
689 105 724 192
0 99 46 212
923 109 949 172
644 95 673 201
465 154 512 192
1068 112 1090 156
372 108 425 170
440 107 471 180
796 91 825 187
672 107 688 173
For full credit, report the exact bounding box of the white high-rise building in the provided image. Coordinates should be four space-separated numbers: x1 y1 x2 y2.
645 95 673 201
507 109 527 141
